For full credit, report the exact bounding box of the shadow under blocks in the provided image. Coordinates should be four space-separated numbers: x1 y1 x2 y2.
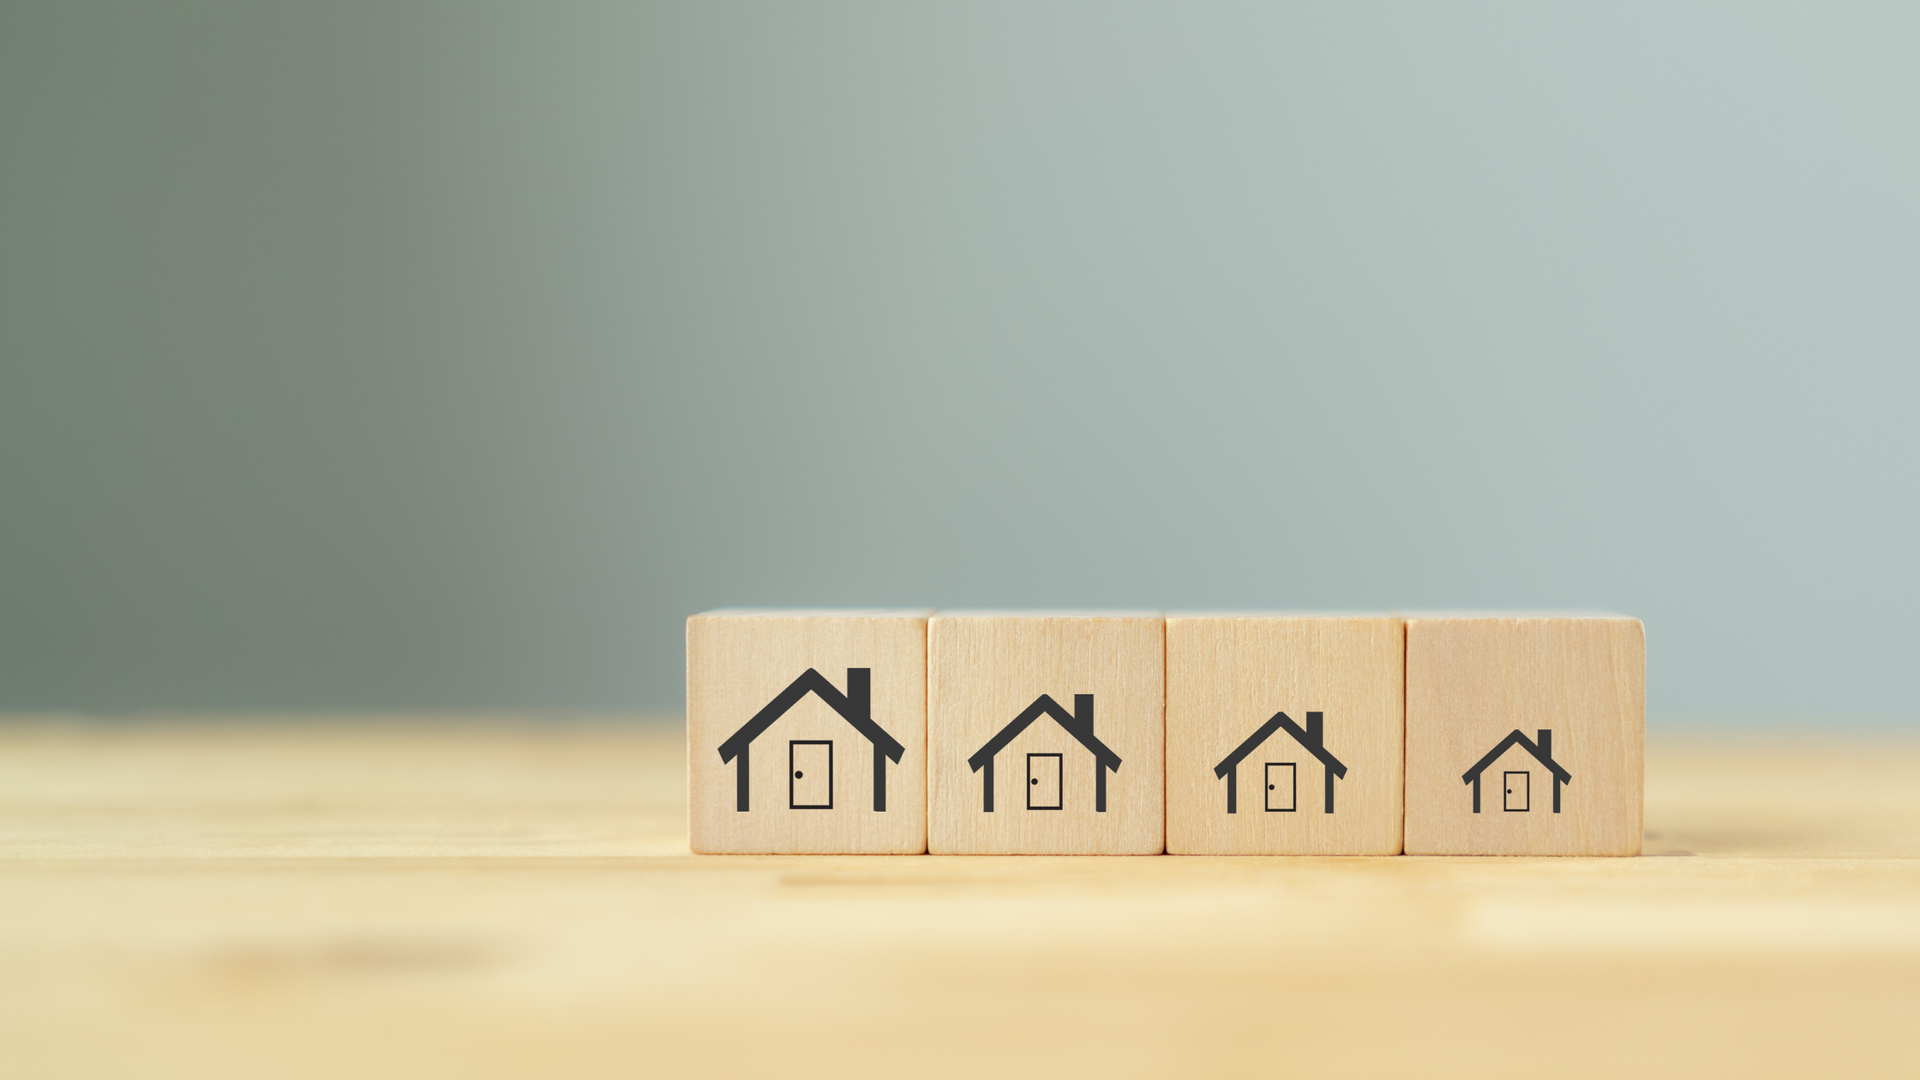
1402 614 1644 857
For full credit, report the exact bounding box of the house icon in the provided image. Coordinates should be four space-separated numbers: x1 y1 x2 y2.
1462 728 1571 813
1212 710 1348 815
967 694 1122 813
716 668 905 813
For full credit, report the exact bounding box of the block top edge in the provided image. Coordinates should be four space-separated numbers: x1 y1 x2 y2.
1164 610 1400 620
692 608 934 619
930 609 1161 620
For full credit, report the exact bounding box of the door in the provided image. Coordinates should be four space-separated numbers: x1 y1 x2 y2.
1264 762 1296 812
789 740 833 809
1503 770 1529 812
1027 753 1063 810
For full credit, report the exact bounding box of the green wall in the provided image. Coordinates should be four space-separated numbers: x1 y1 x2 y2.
3 3 1917 713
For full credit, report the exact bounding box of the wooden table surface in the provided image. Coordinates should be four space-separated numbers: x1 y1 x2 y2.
3 718 1917 1079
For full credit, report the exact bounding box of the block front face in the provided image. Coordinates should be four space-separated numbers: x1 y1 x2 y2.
1165 616 1404 855
928 615 1164 854
687 611 928 854
1403 616 1644 856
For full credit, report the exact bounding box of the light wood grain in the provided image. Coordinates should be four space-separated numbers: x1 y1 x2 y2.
687 610 928 854
2 718 1919 1080
1166 615 1403 854
928 613 1164 854
1405 615 1645 855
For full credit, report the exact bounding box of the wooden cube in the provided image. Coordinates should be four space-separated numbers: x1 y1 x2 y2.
686 609 928 854
1403 614 1644 856
928 613 1163 855
1165 614 1404 855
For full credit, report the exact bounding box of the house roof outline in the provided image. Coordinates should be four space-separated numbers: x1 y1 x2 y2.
717 667 905 765
1212 710 1348 814
966 693 1122 813
967 693 1121 774
716 668 905 813
1213 710 1348 780
1461 729 1571 787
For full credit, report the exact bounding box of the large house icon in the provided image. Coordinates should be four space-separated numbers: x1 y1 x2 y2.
717 668 905 813
1212 710 1348 814
1462 728 1571 813
967 694 1122 813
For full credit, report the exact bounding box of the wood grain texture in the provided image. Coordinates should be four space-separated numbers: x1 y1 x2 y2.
687 610 928 853
928 613 1163 854
1404 615 1645 855
3 719 1919 1080
1166 615 1403 854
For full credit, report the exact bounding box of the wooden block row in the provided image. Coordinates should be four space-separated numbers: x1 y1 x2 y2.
687 610 1644 856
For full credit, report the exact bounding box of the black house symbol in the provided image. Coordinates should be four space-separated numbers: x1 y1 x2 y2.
967 694 1122 813
1461 728 1571 813
1213 711 1348 814
716 668 905 813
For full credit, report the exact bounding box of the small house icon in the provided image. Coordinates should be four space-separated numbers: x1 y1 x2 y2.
967 694 1122 813
1213 711 1348 814
716 668 905 813
1461 728 1571 813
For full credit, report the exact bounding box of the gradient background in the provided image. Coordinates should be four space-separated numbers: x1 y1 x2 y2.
3 3 1915 718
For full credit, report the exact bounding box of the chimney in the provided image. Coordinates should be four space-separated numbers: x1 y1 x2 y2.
1073 694 1095 733
846 668 871 720
1536 728 1552 759
1305 712 1324 749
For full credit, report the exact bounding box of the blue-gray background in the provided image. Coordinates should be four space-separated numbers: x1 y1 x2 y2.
4 3 1916 717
